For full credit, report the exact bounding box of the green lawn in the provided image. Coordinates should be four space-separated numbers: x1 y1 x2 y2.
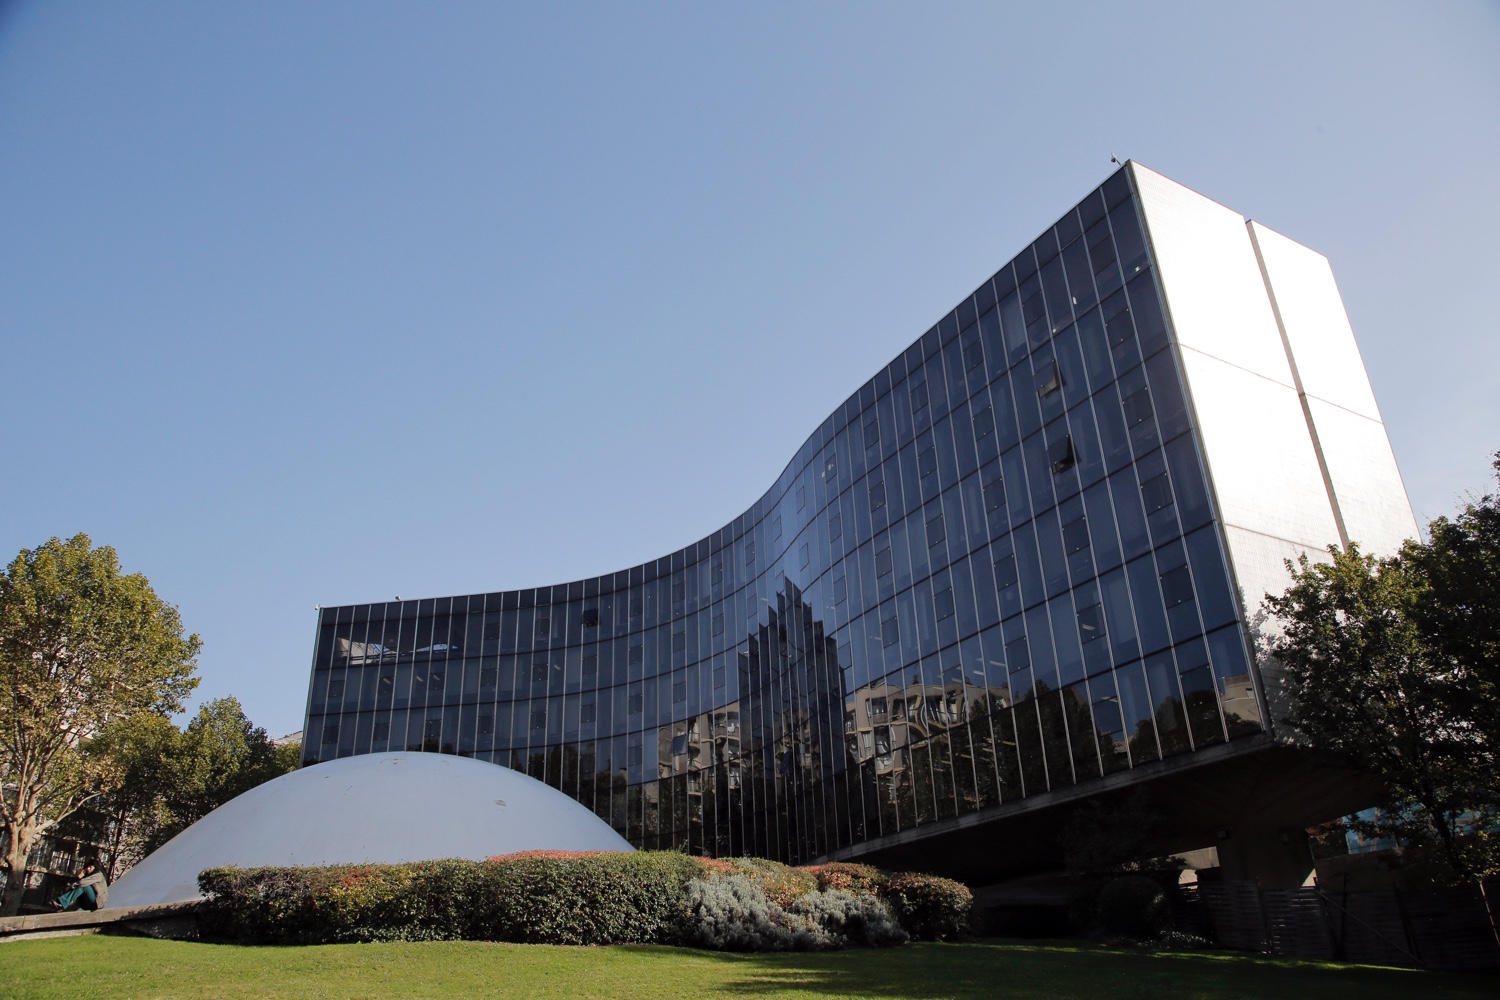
2 936 1492 999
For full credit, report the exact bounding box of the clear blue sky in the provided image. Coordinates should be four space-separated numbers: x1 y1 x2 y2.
2 2 1496 737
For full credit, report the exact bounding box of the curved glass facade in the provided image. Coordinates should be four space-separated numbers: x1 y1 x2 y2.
302 167 1265 864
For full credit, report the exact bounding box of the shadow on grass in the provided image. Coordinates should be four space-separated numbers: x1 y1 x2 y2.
619 941 1481 1000
6 935 1492 1000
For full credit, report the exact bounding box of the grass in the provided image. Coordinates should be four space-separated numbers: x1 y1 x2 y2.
3 936 1493 999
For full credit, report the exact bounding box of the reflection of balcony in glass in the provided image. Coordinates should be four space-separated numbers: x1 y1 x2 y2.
302 162 1417 888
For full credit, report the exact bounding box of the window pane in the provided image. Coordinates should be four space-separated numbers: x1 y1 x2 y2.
1061 516 1090 554
1077 603 1105 644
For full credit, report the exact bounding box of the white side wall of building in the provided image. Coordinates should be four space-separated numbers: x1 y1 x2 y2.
1129 163 1340 629
1247 221 1420 556
1128 162 1419 731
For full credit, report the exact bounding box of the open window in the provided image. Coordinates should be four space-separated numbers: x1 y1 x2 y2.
1050 435 1076 473
1037 361 1062 397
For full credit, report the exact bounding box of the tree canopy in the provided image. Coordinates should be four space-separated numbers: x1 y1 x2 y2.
1265 453 1500 881
79 696 300 876
1409 452 1500 752
0 534 200 914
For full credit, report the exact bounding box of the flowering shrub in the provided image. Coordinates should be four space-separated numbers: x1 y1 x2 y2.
486 850 613 862
881 871 974 941
689 856 740 877
714 857 818 907
805 862 887 898
198 852 965 949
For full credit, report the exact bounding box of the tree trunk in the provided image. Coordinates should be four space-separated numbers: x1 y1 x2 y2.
1 822 37 916
1418 786 1471 883
105 813 126 882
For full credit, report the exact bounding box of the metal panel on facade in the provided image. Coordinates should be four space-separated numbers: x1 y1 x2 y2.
1248 222 1381 420
1128 165 1294 385
1303 397 1420 556
1248 221 1418 556
1131 164 1342 624
1172 350 1340 551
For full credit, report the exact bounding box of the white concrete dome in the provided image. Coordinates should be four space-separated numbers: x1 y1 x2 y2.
106 752 632 908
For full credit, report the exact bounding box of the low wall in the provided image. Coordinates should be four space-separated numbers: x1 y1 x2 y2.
0 900 202 944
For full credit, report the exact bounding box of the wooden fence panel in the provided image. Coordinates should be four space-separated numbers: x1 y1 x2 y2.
1191 880 1499 972
1262 888 1335 960
1403 884 1500 972
1198 882 1266 952
1320 890 1417 968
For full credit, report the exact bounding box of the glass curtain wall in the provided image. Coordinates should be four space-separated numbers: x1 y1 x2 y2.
302 167 1264 863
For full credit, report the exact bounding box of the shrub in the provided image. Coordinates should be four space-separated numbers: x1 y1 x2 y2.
685 877 907 951
881 871 973 941
197 863 442 944
722 857 818 907
465 851 700 945
200 853 699 946
685 875 817 951
1154 929 1213 950
1096 875 1170 939
198 852 966 950
485 850 614 862
688 856 739 877
805 862 886 897
790 889 907 948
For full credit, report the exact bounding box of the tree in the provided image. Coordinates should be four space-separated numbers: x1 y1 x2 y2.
1266 543 1495 880
157 696 299 850
69 697 300 879
0 534 200 914
1409 452 1500 752
72 712 182 880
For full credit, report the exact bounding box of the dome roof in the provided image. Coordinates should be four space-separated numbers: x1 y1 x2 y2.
106 752 632 908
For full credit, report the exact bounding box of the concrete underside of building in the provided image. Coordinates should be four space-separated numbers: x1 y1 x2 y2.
827 738 1380 889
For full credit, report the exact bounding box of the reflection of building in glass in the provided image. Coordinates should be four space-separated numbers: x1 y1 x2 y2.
301 163 1417 887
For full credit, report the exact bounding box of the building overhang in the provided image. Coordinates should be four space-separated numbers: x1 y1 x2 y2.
818 737 1382 888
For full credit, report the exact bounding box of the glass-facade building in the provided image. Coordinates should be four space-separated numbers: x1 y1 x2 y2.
301 163 1416 873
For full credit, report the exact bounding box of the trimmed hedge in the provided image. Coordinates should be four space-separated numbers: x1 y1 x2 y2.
197 853 701 945
197 852 971 948
882 870 975 942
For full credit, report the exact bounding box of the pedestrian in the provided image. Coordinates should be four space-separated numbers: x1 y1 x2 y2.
55 861 108 911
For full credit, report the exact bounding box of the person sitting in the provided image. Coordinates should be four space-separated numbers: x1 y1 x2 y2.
55 862 109 912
